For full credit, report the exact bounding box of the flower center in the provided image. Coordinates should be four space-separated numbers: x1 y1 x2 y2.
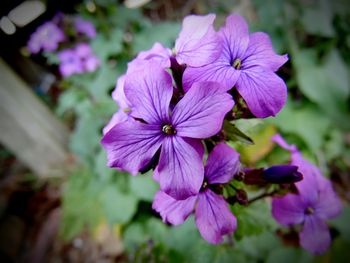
162 124 176 135
305 207 314 215
232 58 242 69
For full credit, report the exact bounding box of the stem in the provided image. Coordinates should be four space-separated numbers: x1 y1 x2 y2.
248 189 279 204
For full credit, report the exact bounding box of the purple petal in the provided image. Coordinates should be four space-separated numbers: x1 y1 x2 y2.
236 66 287 118
157 136 204 200
195 190 237 244
271 134 298 153
314 176 342 220
101 120 163 175
242 32 288 71
152 190 197 225
299 215 331 254
182 56 240 92
175 14 221 67
102 110 129 135
124 65 173 124
111 75 130 109
205 143 240 184
219 14 249 62
172 81 234 138
272 194 306 226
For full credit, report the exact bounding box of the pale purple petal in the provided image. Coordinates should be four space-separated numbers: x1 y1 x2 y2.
299 215 331 254
102 110 129 135
242 32 288 71
152 191 197 225
205 143 240 184
124 65 173 124
172 81 234 138
175 14 221 67
271 134 298 153
236 66 287 118
182 56 240 92
101 120 163 175
84 56 100 72
195 190 237 244
112 75 130 109
219 14 249 61
272 194 306 226
157 136 204 200
75 17 96 38
314 177 342 220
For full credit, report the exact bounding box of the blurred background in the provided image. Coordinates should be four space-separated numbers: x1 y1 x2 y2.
0 0 349 262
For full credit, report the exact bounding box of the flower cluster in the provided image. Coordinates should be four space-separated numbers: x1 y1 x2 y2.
27 21 65 54
101 13 341 250
27 15 99 77
58 43 100 77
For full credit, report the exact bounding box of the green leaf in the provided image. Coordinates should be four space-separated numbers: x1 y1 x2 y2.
101 185 138 224
130 173 159 202
224 120 254 145
331 206 350 242
266 247 313 263
132 22 180 53
91 28 124 61
56 88 87 115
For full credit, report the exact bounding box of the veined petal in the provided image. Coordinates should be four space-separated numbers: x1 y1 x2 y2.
219 14 249 61
299 215 331 254
124 65 173 124
182 57 240 92
175 14 221 67
111 75 130 109
242 32 288 71
157 136 204 200
102 110 129 135
152 190 197 225
101 120 163 175
195 190 237 244
152 138 203 183
236 66 287 118
205 143 240 184
172 81 234 139
272 194 306 226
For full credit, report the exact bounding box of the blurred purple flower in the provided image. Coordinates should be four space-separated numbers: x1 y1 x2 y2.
27 21 65 54
271 135 342 254
183 14 288 118
58 49 83 77
101 64 234 200
153 143 240 244
74 17 96 38
75 43 100 72
173 14 222 67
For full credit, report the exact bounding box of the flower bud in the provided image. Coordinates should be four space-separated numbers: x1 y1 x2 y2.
262 165 303 184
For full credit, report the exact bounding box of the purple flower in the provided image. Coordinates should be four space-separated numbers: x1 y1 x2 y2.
74 17 96 38
271 135 342 254
58 49 83 77
75 43 100 72
128 43 172 73
152 143 240 244
173 14 222 67
183 14 288 118
101 64 234 200
27 21 65 54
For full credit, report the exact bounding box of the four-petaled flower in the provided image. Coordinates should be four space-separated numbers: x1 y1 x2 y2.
271 135 342 254
183 14 288 118
101 64 234 200
153 143 240 244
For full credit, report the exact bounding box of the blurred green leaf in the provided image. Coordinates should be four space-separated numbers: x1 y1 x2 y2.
56 88 87 115
224 121 254 145
266 247 313 263
130 173 159 202
331 206 350 242
101 185 138 224
91 28 124 61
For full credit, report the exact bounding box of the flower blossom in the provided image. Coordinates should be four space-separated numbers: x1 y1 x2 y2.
101 64 234 200
183 14 288 118
27 21 65 54
58 49 83 77
75 43 100 72
271 135 342 254
153 143 240 244
74 17 96 38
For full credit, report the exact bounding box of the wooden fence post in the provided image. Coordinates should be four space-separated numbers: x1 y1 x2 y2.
0 59 69 178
